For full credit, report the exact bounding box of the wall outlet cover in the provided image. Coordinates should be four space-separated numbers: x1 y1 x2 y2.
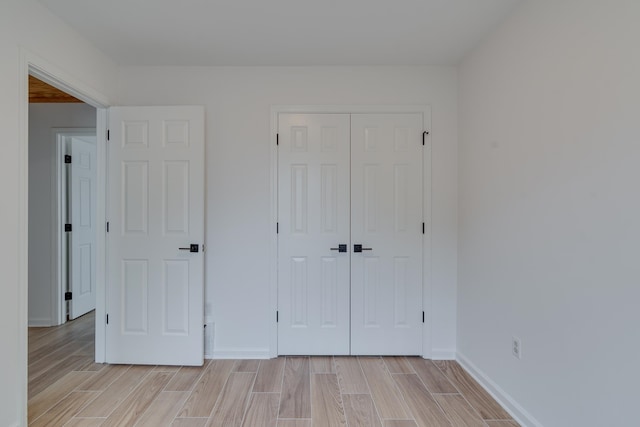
512 336 522 359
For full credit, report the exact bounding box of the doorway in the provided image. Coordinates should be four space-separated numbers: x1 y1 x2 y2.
19 55 110 424
27 77 99 399
277 112 427 355
28 85 97 326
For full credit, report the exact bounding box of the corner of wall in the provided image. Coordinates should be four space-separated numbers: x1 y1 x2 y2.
431 349 457 360
27 318 53 327
456 352 543 427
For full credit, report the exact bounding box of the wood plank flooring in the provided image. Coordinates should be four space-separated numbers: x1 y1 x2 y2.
29 314 518 426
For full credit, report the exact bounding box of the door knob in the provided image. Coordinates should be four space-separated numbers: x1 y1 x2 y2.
354 244 372 253
179 244 199 253
330 244 348 253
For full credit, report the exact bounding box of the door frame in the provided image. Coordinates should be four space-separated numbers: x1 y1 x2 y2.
269 105 432 358
52 129 97 326
18 49 110 425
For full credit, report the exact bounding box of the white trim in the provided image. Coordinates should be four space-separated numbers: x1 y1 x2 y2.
457 352 544 427
273 105 432 115
422 111 433 359
53 133 66 326
211 348 272 359
428 348 456 360
430 349 456 360
19 48 111 425
26 51 109 108
269 110 279 358
18 48 30 427
269 104 432 358
27 318 53 328
94 109 108 364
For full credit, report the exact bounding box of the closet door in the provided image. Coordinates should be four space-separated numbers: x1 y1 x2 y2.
69 136 97 320
350 114 423 355
277 114 351 355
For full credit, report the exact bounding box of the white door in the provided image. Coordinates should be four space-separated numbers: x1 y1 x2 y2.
277 113 424 355
350 114 423 355
278 114 351 355
107 106 205 366
69 136 97 320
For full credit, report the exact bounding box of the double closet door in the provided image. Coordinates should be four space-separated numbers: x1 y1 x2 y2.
278 113 424 355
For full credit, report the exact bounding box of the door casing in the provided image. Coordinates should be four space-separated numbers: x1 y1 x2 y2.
269 105 432 358
19 49 110 426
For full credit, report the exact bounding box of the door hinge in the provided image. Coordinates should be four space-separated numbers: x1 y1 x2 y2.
202 244 206 253
64 155 72 164
276 133 279 146
65 224 72 232
422 222 425 234
422 311 425 323
107 129 110 141
276 311 279 322
106 222 110 233
276 222 279 234
65 292 72 301
106 314 109 324
423 131 429 146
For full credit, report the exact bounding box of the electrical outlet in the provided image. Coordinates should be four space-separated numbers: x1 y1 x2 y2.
512 336 522 359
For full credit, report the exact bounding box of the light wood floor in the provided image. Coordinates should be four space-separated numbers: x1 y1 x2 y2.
29 313 518 426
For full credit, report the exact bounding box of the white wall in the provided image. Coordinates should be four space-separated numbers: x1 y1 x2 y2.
118 66 459 358
458 0 640 425
28 103 96 326
0 1 117 425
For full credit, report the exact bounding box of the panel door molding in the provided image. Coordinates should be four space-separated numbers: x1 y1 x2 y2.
277 114 351 355
276 110 427 356
350 113 424 355
69 136 98 320
107 106 205 366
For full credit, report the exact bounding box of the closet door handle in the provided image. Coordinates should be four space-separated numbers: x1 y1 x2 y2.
179 244 199 253
330 244 348 253
354 244 372 253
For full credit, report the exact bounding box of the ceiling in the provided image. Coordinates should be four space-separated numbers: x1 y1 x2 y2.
29 75 82 103
37 0 523 66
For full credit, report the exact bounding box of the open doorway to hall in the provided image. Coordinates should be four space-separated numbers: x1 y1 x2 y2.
27 75 98 399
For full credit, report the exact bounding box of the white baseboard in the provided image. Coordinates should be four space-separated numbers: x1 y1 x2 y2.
430 348 456 360
209 348 271 359
456 352 544 427
28 318 52 327
208 348 458 360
